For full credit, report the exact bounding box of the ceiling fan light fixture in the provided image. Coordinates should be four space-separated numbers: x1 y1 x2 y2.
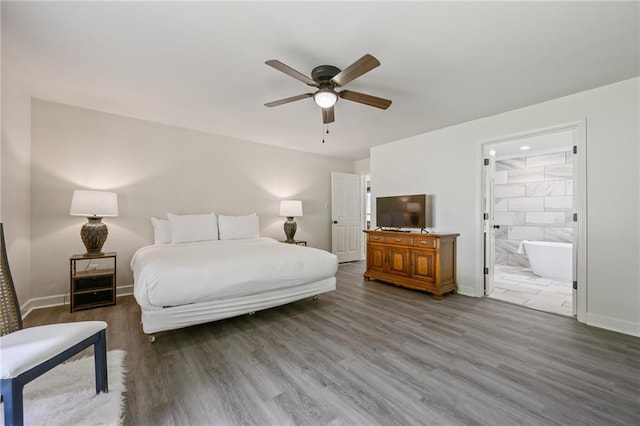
313 89 338 108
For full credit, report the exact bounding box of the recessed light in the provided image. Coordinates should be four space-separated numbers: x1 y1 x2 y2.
520 145 531 151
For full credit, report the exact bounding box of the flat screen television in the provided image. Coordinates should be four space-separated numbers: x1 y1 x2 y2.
376 194 433 229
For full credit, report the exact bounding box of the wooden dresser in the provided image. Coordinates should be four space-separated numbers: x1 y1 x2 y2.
363 230 459 299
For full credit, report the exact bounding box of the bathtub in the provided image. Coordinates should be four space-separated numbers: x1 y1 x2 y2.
519 240 573 282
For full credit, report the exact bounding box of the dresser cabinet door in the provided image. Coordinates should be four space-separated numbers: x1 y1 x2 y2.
411 249 436 284
387 246 411 277
367 244 387 273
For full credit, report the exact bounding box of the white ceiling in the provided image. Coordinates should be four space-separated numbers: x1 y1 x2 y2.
2 1 638 160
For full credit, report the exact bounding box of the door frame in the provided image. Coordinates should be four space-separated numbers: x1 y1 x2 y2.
479 120 587 323
482 146 497 296
360 173 370 260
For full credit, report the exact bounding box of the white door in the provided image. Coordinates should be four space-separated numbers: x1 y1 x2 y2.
331 172 361 263
483 148 496 295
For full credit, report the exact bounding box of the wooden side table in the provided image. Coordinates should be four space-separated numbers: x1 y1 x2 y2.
279 240 307 247
69 252 117 312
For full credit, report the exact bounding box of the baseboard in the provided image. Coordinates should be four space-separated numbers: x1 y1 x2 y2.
586 312 640 337
456 283 476 297
21 284 134 319
116 284 134 298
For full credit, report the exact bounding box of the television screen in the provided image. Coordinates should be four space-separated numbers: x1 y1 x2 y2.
376 194 433 229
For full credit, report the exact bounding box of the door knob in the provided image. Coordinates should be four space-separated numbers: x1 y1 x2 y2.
333 220 338 224
493 224 500 229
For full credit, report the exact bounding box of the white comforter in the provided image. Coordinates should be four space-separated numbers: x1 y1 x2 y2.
131 238 338 308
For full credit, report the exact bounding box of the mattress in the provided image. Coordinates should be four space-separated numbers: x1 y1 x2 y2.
131 237 338 309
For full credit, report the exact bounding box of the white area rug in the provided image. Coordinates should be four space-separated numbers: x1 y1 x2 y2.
1 350 126 426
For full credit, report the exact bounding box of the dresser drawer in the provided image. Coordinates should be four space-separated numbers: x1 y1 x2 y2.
73 289 114 309
368 234 386 243
386 235 413 246
413 238 437 249
74 274 114 291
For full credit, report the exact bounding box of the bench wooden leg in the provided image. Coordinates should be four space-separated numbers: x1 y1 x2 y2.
94 329 108 394
1 378 24 426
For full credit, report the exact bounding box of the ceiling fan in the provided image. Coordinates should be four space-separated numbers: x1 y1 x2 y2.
264 54 392 124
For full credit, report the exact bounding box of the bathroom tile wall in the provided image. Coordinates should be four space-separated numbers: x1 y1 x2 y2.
494 150 573 267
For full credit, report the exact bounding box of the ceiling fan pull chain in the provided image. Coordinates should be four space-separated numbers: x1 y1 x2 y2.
322 124 331 143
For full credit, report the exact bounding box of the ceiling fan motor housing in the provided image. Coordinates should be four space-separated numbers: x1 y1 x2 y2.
311 65 341 85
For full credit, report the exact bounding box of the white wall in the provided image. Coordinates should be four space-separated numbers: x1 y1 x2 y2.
354 158 370 174
371 78 639 336
30 100 353 302
1 64 32 306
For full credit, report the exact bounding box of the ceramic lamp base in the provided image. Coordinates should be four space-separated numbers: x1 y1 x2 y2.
283 217 297 242
81 217 109 257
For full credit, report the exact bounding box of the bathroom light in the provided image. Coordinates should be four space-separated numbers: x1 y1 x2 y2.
520 145 531 151
313 88 338 108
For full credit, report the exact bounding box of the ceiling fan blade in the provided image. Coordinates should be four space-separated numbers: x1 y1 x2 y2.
265 93 313 107
265 60 317 86
322 106 335 124
331 54 380 87
339 90 392 110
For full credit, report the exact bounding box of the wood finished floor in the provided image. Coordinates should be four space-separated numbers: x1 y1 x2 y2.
25 261 640 426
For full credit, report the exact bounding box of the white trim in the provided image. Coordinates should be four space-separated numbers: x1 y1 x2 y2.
495 146 573 161
572 120 587 323
360 173 368 260
456 284 475 297
479 123 580 146
20 284 134 319
586 313 640 337
478 120 587 322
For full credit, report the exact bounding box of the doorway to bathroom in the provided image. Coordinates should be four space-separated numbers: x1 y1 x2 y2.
482 123 586 319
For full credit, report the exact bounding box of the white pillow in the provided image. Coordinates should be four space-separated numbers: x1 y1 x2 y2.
150 217 171 244
218 213 260 240
167 213 218 244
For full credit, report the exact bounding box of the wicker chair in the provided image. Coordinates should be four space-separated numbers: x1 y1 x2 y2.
0 223 109 426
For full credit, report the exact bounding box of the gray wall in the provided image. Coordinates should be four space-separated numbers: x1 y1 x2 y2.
30 100 354 300
494 150 574 267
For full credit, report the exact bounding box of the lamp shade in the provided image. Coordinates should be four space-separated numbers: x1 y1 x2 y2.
313 89 338 108
70 190 119 217
279 200 303 217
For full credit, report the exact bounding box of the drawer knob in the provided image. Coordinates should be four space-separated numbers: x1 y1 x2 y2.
394 238 402 242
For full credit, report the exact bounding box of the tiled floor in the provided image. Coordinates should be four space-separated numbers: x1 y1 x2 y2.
488 264 574 317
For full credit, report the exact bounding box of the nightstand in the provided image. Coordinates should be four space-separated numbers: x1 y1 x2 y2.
69 252 116 312
279 240 307 247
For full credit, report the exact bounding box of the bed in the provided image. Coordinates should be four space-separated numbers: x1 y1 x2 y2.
131 237 338 339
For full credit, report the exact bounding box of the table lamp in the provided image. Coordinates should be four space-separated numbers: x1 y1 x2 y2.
279 200 303 243
70 190 118 257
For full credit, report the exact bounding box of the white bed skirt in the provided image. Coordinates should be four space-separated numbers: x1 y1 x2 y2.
140 277 336 334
